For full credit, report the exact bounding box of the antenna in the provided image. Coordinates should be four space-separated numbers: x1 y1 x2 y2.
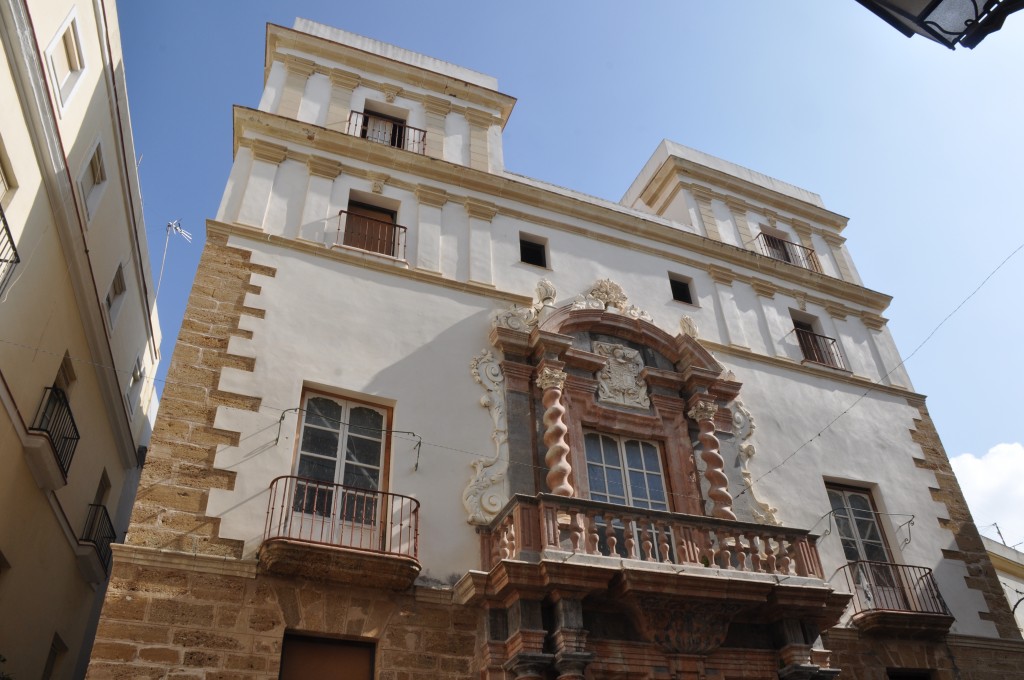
154 219 192 302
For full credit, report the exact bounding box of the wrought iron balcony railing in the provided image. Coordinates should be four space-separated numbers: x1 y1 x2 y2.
328 209 408 260
28 386 80 478
834 561 950 616
484 494 825 578
0 203 19 294
264 476 419 561
753 232 822 273
80 504 116 576
795 328 847 370
346 111 426 155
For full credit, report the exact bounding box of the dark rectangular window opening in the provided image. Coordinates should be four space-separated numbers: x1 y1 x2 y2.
887 671 932 680
669 276 694 304
519 235 547 268
344 201 398 257
280 633 374 680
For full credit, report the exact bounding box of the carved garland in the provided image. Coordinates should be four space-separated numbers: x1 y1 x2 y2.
463 350 511 524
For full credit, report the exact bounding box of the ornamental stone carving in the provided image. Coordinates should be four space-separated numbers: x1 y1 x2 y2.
593 342 649 409
679 315 699 338
570 279 652 321
732 400 780 526
494 279 558 331
463 350 510 524
688 400 736 520
631 597 743 655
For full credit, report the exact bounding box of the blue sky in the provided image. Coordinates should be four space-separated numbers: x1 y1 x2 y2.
117 2 1024 547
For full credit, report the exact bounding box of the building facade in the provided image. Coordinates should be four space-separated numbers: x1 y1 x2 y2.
0 0 160 678
983 537 1024 636
88 19 1022 680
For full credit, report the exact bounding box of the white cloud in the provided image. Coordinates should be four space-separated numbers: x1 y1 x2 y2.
950 443 1024 548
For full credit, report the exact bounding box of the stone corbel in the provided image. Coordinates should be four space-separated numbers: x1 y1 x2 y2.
251 139 288 165
329 69 361 91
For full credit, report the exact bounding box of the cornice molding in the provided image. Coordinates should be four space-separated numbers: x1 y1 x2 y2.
415 184 449 207
465 197 499 221
307 155 342 178
111 544 258 578
329 69 361 90
231 107 893 314
423 95 453 116
266 24 516 126
207 219 532 307
700 340 921 400
251 139 288 164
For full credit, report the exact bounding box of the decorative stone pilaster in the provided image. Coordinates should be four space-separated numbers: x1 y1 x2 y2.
278 55 316 119
466 198 498 286
725 198 756 246
465 107 496 172
237 140 288 228
300 156 343 240
326 69 360 132
537 367 572 497
689 186 722 241
789 218 816 251
822 233 855 282
423 95 452 160
415 184 447 273
688 400 735 520
463 351 510 525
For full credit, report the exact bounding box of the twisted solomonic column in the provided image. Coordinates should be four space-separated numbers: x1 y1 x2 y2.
537 367 573 496
689 400 736 520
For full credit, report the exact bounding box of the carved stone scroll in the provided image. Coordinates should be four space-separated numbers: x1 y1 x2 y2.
688 400 736 520
463 350 510 524
537 367 572 496
732 400 780 525
679 315 699 338
494 278 557 330
569 279 652 321
593 342 650 409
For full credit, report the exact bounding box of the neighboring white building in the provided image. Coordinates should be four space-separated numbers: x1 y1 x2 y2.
984 536 1024 635
0 1 160 678
90 19 1022 680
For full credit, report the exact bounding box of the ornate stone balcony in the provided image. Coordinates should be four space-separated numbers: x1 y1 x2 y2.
259 476 420 590
482 493 825 577
833 561 953 638
457 494 850 678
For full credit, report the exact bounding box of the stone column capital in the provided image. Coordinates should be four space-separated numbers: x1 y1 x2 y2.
415 184 448 207
424 95 453 116
465 107 498 127
251 139 288 165
329 69 361 90
536 367 567 391
283 54 316 77
688 399 718 423
307 155 342 179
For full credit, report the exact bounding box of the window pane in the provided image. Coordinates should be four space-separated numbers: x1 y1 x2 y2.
588 464 606 495
346 435 382 468
305 397 342 429
629 469 647 501
840 538 861 562
349 407 384 439
648 474 665 502
301 427 339 457
601 435 618 465
625 440 643 469
585 433 603 463
642 444 659 471
297 455 335 483
606 468 625 501
343 463 380 491
293 482 333 517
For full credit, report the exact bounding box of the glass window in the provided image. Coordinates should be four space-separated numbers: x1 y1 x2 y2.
294 394 387 523
584 432 667 511
827 486 892 563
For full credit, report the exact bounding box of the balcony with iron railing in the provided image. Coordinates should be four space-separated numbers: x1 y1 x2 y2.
24 386 80 489
795 328 847 371
328 209 408 260
833 561 953 637
261 476 420 589
753 232 822 273
346 111 426 155
0 203 19 294
75 504 116 583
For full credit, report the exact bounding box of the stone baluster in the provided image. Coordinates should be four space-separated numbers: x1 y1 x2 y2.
604 519 618 556
688 400 736 520
764 537 777 574
624 519 637 560
640 524 654 561
748 532 763 573
778 535 792 574
585 512 599 555
537 368 573 496
657 521 671 563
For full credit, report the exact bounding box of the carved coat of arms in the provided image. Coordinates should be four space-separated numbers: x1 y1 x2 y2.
594 342 649 409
